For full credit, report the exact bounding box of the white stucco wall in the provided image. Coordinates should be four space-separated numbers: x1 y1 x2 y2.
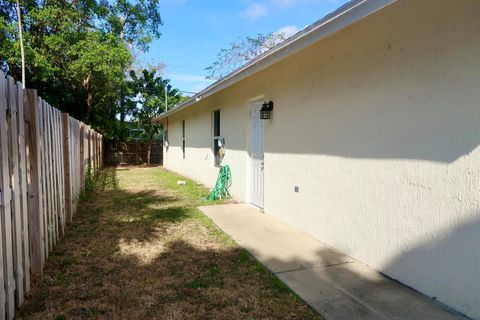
163 85 259 201
162 0 480 318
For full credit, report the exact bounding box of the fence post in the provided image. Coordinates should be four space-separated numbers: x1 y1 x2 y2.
87 129 92 174
24 89 44 275
55 110 64 235
79 124 85 191
0 71 9 319
58 111 66 234
37 98 49 260
100 134 103 168
16 82 31 295
62 113 72 223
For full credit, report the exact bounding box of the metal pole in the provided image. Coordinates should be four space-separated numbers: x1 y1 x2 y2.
165 86 168 112
16 0 26 89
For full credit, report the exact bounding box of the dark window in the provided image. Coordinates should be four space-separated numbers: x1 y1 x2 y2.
213 110 222 166
182 120 185 159
214 110 220 137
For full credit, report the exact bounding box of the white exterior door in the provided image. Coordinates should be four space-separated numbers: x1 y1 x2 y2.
249 101 265 208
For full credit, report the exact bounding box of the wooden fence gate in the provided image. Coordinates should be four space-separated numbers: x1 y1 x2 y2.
0 71 102 319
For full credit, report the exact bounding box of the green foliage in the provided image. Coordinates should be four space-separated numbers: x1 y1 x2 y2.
80 165 95 201
85 165 95 192
0 0 162 139
205 32 289 80
129 69 186 142
106 0 162 51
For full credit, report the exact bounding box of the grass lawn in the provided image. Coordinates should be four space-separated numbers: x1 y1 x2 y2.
18 166 321 320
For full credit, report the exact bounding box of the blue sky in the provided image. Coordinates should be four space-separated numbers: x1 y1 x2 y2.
142 0 348 94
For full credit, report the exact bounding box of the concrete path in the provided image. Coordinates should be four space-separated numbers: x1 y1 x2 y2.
199 204 468 320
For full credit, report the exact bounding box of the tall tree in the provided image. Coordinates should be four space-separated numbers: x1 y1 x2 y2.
104 0 162 52
130 69 184 142
0 0 162 139
104 0 162 132
68 32 131 122
128 68 186 163
205 32 289 80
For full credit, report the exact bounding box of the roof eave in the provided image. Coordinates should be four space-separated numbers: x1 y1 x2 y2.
153 0 398 122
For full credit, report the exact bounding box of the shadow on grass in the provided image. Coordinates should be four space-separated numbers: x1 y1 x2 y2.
18 166 320 320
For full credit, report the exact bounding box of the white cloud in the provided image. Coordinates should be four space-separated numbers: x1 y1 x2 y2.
240 3 268 20
275 25 300 37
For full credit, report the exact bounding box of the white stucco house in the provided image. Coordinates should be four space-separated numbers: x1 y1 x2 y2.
155 0 480 318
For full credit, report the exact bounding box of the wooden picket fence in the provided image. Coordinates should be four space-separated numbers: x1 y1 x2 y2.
0 71 102 319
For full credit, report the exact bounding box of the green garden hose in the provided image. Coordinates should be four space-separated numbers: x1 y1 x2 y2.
207 165 232 200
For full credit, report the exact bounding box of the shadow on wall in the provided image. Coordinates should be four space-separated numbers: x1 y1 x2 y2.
384 217 480 318
258 218 480 319
168 87 480 164
265 89 480 163
166 0 480 164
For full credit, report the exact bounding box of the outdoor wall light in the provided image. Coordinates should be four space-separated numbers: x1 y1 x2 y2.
260 101 274 120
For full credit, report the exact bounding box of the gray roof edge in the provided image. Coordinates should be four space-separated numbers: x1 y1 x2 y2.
155 0 398 122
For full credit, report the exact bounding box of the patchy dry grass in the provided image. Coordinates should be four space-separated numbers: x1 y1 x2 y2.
18 166 321 320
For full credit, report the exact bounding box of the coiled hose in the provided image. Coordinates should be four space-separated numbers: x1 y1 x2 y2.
207 165 232 200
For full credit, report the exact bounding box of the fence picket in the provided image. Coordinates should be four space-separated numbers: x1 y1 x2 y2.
58 111 65 234
38 98 48 261
16 83 31 296
80 125 85 191
0 72 8 319
0 73 103 318
46 104 54 250
25 89 44 275
51 107 59 243
0 74 16 320
6 76 25 308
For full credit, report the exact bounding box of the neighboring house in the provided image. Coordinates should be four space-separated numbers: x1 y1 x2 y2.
155 0 480 318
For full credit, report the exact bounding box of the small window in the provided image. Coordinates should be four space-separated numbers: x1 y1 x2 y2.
214 110 220 136
213 110 222 166
182 120 185 159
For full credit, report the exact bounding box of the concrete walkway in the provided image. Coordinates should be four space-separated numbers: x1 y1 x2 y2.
199 204 468 320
